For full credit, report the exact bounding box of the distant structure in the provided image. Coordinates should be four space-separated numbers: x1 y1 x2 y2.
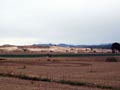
111 42 120 53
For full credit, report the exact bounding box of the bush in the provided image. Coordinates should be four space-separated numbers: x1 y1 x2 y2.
0 58 6 61
105 57 118 62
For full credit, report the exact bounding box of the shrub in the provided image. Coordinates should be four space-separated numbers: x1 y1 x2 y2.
105 57 118 62
0 58 6 61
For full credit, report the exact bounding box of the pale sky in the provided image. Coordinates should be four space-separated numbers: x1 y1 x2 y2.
0 0 120 45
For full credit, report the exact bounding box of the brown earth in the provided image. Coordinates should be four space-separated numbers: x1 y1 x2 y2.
0 56 120 90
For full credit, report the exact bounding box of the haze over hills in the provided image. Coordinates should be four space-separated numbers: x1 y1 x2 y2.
0 42 114 49
33 43 112 49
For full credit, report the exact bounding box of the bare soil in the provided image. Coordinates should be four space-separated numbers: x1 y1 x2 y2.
0 56 120 90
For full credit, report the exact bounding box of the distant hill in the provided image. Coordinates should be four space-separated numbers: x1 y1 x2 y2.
33 43 112 49
76 44 112 49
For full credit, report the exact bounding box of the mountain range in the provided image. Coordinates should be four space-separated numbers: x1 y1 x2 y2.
33 43 112 49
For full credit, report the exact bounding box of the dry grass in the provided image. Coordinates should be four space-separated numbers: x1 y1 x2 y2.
0 58 6 61
105 57 118 62
0 72 119 90
0 56 120 90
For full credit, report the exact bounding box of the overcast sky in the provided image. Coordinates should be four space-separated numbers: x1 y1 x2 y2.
0 0 120 45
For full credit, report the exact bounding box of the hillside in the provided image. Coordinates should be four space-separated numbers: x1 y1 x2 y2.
34 43 112 49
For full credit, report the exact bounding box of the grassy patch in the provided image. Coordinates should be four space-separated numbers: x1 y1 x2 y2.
0 73 119 90
58 80 87 86
0 73 51 82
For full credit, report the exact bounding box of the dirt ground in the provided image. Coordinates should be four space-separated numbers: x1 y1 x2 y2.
0 56 120 90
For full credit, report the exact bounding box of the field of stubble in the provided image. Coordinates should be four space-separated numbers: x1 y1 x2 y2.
0 56 120 90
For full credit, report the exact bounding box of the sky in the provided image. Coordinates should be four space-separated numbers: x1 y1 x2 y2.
0 0 120 45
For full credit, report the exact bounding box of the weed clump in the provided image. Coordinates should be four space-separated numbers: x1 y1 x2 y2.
105 57 118 62
0 58 6 61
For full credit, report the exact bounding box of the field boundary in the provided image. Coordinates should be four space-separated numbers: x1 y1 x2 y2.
0 73 119 90
0 53 120 58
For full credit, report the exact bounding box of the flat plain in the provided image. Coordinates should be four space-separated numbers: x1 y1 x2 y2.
0 56 120 90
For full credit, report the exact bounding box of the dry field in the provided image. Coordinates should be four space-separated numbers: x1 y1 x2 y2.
0 56 120 90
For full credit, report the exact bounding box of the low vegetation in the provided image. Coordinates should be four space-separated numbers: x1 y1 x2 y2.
0 72 119 90
105 57 118 62
0 58 6 61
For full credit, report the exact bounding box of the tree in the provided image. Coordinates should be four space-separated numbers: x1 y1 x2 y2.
111 42 120 53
